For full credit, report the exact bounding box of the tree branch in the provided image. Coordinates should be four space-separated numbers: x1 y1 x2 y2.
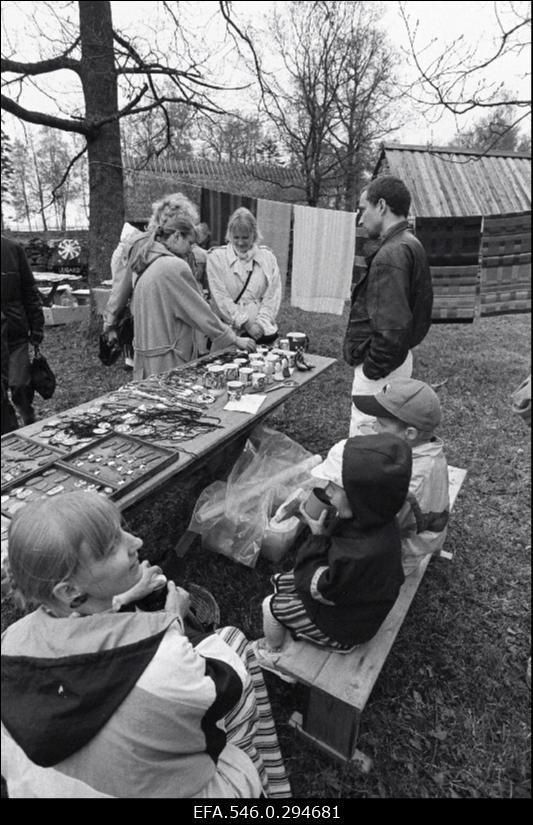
1 39 80 76
0 94 89 134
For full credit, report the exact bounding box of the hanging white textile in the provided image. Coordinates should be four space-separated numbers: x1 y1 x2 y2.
256 199 293 296
291 204 356 315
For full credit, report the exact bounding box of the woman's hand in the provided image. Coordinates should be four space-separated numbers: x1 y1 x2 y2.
164 580 191 618
235 336 257 353
111 561 167 612
104 328 119 344
244 321 263 341
298 503 329 536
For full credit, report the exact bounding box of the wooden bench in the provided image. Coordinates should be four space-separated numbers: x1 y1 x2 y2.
273 465 467 770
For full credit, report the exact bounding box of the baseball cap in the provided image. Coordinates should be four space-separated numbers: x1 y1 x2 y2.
353 378 441 431
310 439 347 487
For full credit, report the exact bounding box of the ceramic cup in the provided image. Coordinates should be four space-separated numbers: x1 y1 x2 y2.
239 367 254 386
287 331 309 352
227 380 244 401
224 362 239 382
303 487 332 520
251 371 267 391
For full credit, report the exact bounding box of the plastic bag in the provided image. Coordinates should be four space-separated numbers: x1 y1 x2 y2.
188 425 321 567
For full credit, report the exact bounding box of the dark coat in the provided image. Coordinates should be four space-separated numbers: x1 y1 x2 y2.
343 221 433 379
293 434 412 646
1 237 44 352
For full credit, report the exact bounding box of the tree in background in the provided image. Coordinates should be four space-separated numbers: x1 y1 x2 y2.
121 96 197 167
450 104 532 154
256 1 401 207
400 1 531 150
1 1 259 296
6 128 86 231
1 121 13 230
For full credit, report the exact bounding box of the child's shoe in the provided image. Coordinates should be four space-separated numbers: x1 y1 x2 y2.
250 638 296 684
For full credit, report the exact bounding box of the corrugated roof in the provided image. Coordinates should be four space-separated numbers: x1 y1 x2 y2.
123 154 307 222
374 144 531 218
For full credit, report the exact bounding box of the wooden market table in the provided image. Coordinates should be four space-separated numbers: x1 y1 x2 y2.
1 351 336 575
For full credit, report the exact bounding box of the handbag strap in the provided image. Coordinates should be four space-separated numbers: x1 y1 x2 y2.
234 265 255 305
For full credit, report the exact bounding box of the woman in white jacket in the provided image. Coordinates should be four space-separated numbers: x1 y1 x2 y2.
207 208 282 345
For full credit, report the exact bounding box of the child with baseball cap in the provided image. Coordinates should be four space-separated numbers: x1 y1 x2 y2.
252 433 412 674
352 377 450 575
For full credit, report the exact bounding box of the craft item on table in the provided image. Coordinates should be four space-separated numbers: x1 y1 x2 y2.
57 433 177 498
224 393 267 415
1 434 64 488
1 467 111 519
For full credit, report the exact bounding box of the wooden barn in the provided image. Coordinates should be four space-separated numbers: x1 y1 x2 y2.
372 144 531 320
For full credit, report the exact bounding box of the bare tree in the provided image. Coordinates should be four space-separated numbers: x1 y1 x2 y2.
255 1 402 208
399 0 531 150
197 111 264 164
449 103 531 154
1 1 258 297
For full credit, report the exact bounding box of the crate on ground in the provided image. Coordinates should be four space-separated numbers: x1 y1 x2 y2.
43 305 90 325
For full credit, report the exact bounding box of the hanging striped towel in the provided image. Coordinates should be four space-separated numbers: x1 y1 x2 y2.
256 199 293 295
291 205 356 315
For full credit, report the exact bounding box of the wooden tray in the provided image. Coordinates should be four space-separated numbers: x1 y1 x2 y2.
0 465 112 519
1 433 65 489
56 433 179 501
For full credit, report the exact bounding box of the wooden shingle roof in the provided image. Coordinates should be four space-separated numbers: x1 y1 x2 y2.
123 154 307 223
374 144 531 218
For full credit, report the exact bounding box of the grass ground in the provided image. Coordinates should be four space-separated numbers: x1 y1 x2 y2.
1 303 531 799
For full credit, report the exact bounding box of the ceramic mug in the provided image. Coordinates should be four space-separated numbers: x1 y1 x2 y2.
239 367 254 386
303 487 332 520
251 371 266 391
287 331 309 352
224 363 239 382
227 380 244 401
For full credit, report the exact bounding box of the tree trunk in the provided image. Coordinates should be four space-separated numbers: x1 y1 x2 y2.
30 138 48 231
78 0 124 331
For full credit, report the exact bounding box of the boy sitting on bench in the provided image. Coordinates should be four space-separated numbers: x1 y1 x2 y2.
352 378 449 575
252 433 412 675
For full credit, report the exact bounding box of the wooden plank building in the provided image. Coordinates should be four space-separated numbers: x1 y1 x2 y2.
372 144 531 320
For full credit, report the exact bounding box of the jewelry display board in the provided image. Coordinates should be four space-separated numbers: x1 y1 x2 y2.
1 466 111 519
1 433 65 487
56 433 178 499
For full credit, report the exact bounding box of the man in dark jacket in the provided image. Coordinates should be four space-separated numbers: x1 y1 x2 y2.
344 176 433 435
1 236 44 426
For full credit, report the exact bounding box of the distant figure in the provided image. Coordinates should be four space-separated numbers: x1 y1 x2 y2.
195 222 212 250
207 208 282 345
343 176 433 436
1 236 45 426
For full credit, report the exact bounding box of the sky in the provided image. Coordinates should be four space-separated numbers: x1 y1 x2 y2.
1 0 530 145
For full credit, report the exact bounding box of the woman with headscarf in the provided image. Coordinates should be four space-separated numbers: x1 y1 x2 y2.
127 215 255 379
206 208 282 345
